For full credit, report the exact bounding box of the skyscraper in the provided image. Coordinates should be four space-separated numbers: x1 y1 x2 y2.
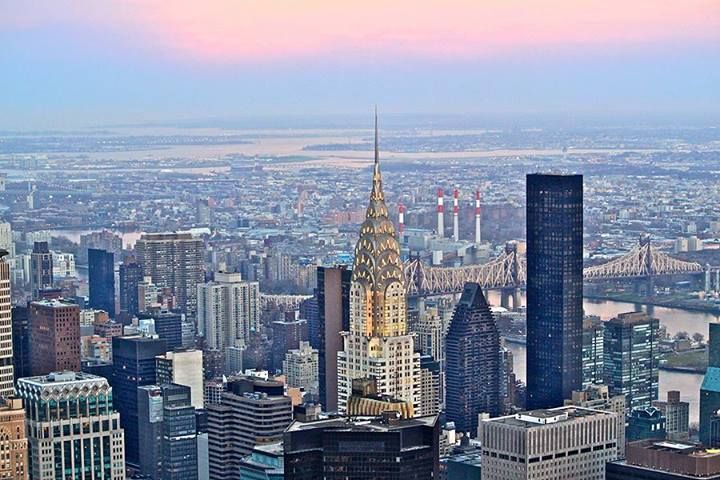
136 232 204 318
160 383 198 480
112 335 167 466
29 299 81 376
30 241 53 299
140 310 183 351
11 305 31 381
119 255 143 319
196 271 259 370
89 248 115 317
582 316 604 388
526 173 583 409
337 114 419 414
315 265 351 412
283 414 439 480
18 372 125 480
701 322 720 445
0 251 13 399
603 311 660 410
156 348 204 409
445 282 501 435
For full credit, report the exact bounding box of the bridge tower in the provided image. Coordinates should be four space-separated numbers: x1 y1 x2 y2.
500 242 521 310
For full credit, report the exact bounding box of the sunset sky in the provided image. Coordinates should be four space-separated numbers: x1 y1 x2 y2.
2 0 719 128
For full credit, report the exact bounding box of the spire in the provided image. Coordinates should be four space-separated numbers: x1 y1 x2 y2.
370 106 384 202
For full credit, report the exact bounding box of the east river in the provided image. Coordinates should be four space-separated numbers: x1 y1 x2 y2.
485 292 714 426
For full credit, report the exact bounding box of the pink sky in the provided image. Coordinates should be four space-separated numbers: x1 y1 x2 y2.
5 0 720 63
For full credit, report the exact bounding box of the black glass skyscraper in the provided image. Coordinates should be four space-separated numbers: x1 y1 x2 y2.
526 173 583 409
89 248 115 317
161 383 198 480
446 282 501 435
119 256 143 319
112 335 167 466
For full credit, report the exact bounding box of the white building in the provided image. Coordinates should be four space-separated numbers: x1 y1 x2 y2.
478 406 621 480
51 251 76 278
0 254 12 399
283 341 319 396
197 272 259 363
17 372 125 480
0 222 15 257
156 349 204 409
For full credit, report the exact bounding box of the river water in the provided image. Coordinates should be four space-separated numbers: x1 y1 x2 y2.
485 291 712 426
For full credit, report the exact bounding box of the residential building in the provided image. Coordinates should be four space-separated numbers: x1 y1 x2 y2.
111 335 167 466
478 406 620 480
156 348 204 409
0 252 13 398
17 372 125 480
282 341 318 397
30 241 53 299
207 376 292 480
283 413 439 480
604 311 660 410
0 397 28 480
315 265 351 412
337 120 420 414
271 315 307 371
88 248 115 317
136 232 204 318
445 282 501 435
29 299 81 376
653 390 689 441
526 174 584 409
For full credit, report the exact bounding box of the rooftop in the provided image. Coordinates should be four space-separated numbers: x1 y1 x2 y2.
18 371 106 386
286 414 438 433
484 406 614 428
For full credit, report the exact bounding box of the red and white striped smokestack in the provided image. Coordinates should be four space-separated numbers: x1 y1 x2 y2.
453 188 459 241
475 190 482 244
398 204 405 236
436 189 444 238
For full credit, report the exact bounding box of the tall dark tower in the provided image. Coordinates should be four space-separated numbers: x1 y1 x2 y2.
445 283 501 435
526 173 583 409
89 248 115 317
30 241 53 299
119 255 143 320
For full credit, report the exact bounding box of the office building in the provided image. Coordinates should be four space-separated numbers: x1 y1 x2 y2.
160 383 198 480
283 341 319 397
701 322 720 445
196 272 259 370
526 174 584 409
283 413 439 480
119 255 143 319
627 406 667 442
315 265 351 412
17 372 125 480
88 248 115 317
11 305 30 381
111 335 167 466
138 385 164 480
653 391 689 440
446 282 501 435
582 316 604 388
238 443 284 480
346 377 414 418
337 117 420 414
564 383 626 456
140 310 183 351
478 406 620 480
607 440 720 480
418 355 441 416
29 299 81 376
0 252 12 399
0 397 28 480
207 376 292 480
604 311 660 410
30 241 53 299
271 315 307 371
136 232 204 318
156 348 204 409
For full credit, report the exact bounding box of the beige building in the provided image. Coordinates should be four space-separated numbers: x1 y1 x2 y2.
479 406 621 480
156 348 205 409
565 384 627 457
0 253 13 399
283 341 319 397
0 397 28 480
337 117 420 414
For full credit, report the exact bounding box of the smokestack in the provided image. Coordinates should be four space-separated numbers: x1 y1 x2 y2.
453 188 459 241
398 204 405 237
437 188 444 238
475 190 481 244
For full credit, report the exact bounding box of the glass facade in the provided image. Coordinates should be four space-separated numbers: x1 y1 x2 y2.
88 248 115 317
526 174 584 409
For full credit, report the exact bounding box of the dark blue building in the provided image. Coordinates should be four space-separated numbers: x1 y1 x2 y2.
119 256 143 320
161 383 198 480
526 173 584 409
701 322 720 445
445 283 501 435
89 248 115 317
112 335 167 466
139 310 183 351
